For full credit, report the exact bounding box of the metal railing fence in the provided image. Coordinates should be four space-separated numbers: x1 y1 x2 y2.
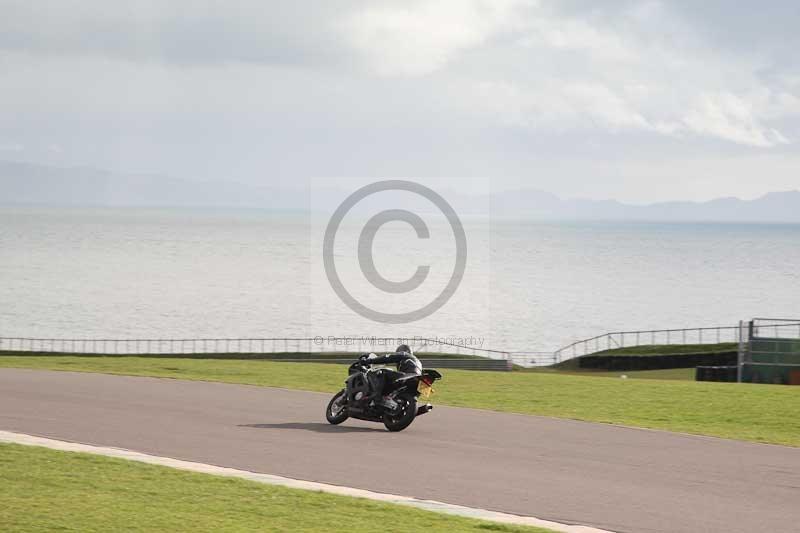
507 352 559 367
0 336 513 360
4 320 794 369
552 325 743 362
751 318 800 340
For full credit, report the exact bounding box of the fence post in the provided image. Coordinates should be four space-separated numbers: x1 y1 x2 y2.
737 320 746 383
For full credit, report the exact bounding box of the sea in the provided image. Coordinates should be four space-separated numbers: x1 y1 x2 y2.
1 206 798 354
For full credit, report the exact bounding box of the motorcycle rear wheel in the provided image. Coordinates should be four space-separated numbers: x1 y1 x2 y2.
326 389 349 425
383 397 417 432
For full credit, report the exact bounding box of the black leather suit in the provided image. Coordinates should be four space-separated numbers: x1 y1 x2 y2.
362 352 417 403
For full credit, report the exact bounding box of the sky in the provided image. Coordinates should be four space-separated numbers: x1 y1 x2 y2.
1 0 799 203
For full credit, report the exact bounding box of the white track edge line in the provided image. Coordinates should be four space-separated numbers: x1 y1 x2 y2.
0 430 613 533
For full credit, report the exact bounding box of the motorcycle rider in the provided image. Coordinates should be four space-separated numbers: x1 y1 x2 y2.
359 344 422 408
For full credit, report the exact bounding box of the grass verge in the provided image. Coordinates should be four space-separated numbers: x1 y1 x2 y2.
549 343 738 371
535 367 696 381
1 355 798 446
0 443 550 533
0 350 490 361
590 343 738 356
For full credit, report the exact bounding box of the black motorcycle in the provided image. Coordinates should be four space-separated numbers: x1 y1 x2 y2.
325 353 442 432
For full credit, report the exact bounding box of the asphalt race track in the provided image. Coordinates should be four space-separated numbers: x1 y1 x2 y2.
1 369 798 533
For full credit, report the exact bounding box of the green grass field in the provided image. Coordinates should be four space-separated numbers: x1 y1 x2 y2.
549 342 738 371
591 343 738 356
535 367 696 380
1 355 798 446
0 350 490 361
0 443 550 533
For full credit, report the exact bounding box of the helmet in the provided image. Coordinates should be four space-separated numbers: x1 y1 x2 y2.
396 344 413 356
398 355 422 375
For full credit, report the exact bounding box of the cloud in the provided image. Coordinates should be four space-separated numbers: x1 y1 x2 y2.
342 0 527 76
435 1 798 146
681 92 791 147
0 142 24 152
471 80 652 132
0 0 799 201
337 0 799 146
0 0 352 66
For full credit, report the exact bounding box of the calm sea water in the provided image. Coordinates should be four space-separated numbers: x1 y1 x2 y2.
1 207 798 352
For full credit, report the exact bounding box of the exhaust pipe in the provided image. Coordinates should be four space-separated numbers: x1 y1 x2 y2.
416 404 433 416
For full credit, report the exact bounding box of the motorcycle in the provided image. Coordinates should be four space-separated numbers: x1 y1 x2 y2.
325 353 443 432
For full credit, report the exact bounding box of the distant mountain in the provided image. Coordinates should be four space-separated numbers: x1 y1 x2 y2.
1 160 799 222
0 160 309 209
488 190 800 223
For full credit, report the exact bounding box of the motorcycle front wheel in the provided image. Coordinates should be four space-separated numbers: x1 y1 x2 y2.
383 396 417 432
326 389 349 425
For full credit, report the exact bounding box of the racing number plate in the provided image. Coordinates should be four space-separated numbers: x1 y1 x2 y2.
417 381 434 399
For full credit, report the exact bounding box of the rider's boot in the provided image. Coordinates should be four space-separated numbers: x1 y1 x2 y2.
377 395 399 412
